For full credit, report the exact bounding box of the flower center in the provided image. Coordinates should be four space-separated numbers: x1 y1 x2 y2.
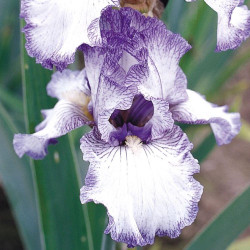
125 135 142 153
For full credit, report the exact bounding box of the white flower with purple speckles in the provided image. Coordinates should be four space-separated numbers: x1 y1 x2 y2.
20 0 120 70
186 0 250 51
14 7 241 248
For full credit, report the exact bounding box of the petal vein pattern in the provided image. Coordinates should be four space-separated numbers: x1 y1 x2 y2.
21 0 120 70
186 0 250 51
170 90 241 145
80 126 203 247
139 24 191 103
98 7 191 105
13 69 92 159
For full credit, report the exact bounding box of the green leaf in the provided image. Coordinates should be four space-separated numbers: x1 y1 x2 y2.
20 20 94 250
185 185 250 250
162 0 186 31
192 132 216 163
228 236 250 250
0 102 41 250
101 233 116 250
238 120 250 143
0 0 21 89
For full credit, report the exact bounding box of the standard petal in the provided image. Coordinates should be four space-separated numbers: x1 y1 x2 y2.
100 7 191 104
81 45 127 102
170 90 241 145
13 100 92 159
204 0 250 51
80 126 203 247
138 23 191 104
21 0 120 70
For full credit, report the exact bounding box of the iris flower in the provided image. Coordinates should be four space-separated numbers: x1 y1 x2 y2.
14 7 241 247
186 0 250 51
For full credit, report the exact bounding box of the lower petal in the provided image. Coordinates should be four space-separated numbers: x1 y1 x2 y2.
80 126 203 247
13 100 91 159
170 90 241 145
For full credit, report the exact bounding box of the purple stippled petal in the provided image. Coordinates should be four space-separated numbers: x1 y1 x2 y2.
145 99 174 140
80 45 107 100
138 24 191 104
98 7 190 104
47 69 91 100
13 100 92 159
203 0 250 51
81 45 127 101
21 0 120 70
80 126 203 247
95 75 137 144
170 90 241 145
81 44 140 143
99 7 147 53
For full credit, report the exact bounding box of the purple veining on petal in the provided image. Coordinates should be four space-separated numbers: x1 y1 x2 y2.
46 69 91 99
108 94 174 143
127 123 152 142
13 134 50 160
13 100 92 159
170 90 241 145
80 126 203 247
202 0 250 51
95 75 138 143
20 0 120 70
99 7 190 104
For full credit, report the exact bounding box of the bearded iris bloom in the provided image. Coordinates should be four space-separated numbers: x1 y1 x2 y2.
14 7 241 247
186 0 250 51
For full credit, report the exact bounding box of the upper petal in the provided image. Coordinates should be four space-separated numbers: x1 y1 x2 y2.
170 90 241 145
21 0 120 70
13 100 91 159
82 44 138 143
81 45 127 103
99 7 191 104
204 0 250 51
80 126 203 247
139 23 191 104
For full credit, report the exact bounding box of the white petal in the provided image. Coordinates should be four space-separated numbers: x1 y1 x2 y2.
204 0 250 51
170 90 241 145
80 126 203 247
231 5 250 36
13 100 91 159
145 99 174 140
47 69 91 106
138 26 191 104
21 0 120 70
